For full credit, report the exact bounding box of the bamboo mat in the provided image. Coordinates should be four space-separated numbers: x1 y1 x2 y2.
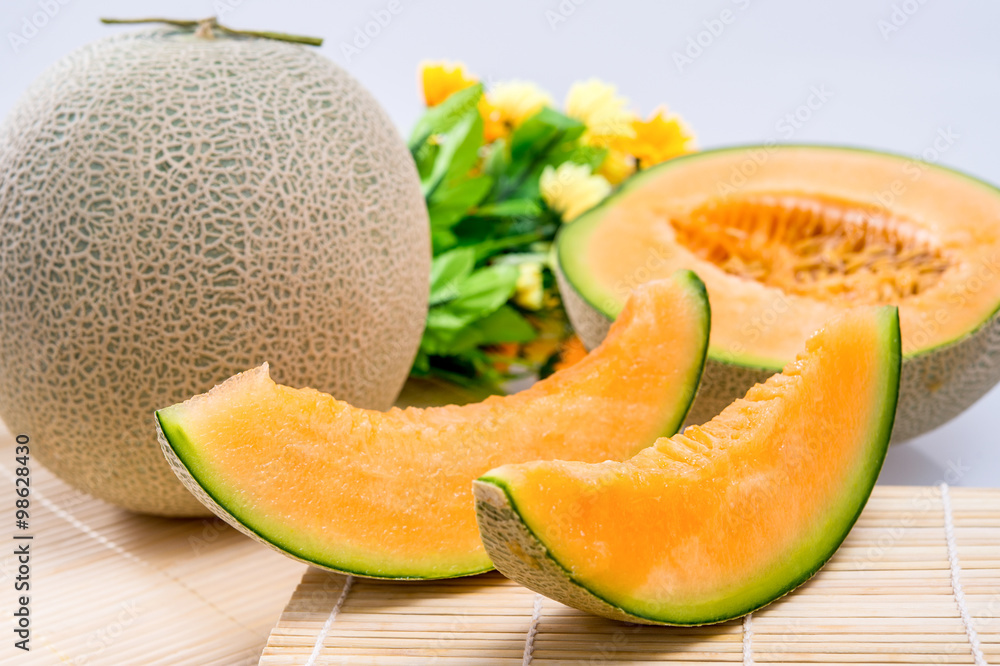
0 422 308 665
261 486 1000 665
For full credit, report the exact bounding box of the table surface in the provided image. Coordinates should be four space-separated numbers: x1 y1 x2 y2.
0 422 308 665
1 0 998 487
262 486 1000 665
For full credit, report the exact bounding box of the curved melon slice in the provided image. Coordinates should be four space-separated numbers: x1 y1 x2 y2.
156 271 710 579
475 305 900 624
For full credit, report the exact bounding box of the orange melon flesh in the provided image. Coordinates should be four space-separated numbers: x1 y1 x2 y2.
156 271 710 579
476 305 900 623
561 146 1000 364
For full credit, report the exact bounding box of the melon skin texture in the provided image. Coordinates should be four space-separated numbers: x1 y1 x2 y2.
155 273 710 579
0 29 430 516
556 146 1000 442
475 306 900 625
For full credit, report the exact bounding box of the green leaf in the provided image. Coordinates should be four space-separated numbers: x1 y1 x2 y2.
421 111 484 198
422 263 519 351
492 251 550 266
428 175 493 229
412 140 440 181
517 107 585 139
447 305 537 353
408 84 483 150
561 144 609 170
443 113 484 187
420 354 507 391
479 304 537 344
509 108 585 169
419 324 461 356
424 307 471 335
431 227 458 255
506 143 607 203
482 139 509 178
429 247 475 306
411 349 431 375
474 199 541 218
501 108 586 200
449 263 518 318
468 232 548 262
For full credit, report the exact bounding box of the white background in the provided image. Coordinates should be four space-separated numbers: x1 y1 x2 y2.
1 0 997 486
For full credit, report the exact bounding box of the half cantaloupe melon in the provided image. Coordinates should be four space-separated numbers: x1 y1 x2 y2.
556 145 1000 442
475 305 900 625
155 272 709 579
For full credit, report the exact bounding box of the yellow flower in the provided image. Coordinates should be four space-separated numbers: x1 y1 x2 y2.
597 148 636 185
565 79 636 144
513 262 545 311
491 81 553 126
616 107 697 168
540 162 612 222
420 61 477 107
479 81 553 143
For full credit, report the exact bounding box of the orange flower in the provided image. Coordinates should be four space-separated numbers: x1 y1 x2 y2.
488 342 521 373
553 335 588 371
616 107 697 169
479 97 507 143
420 61 477 107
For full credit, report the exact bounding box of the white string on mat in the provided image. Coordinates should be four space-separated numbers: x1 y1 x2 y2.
940 482 989 666
521 594 544 665
0 462 260 638
305 575 354 666
742 612 755 666
0 464 144 567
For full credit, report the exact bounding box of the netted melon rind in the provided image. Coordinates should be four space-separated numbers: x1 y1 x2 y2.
554 262 612 351
474 479 669 625
0 29 430 515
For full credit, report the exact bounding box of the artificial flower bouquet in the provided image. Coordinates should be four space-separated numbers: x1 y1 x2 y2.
408 61 697 391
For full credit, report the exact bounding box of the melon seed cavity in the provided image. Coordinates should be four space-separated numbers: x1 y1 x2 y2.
669 192 951 304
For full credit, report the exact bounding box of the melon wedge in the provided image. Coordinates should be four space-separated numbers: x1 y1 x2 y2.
156 271 710 579
475 305 900 624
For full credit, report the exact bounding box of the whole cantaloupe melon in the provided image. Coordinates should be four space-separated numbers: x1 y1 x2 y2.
0 27 430 516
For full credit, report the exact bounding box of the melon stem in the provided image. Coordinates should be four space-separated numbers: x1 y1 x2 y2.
99 17 324 47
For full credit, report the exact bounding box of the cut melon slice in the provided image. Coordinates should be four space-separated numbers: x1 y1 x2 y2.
475 305 900 624
156 271 710 579
556 145 1000 441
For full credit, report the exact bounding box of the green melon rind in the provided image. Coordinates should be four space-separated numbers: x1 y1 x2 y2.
642 269 711 436
556 268 711 442
556 144 1000 441
153 270 711 580
475 307 900 625
556 261 786 431
156 411 493 580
